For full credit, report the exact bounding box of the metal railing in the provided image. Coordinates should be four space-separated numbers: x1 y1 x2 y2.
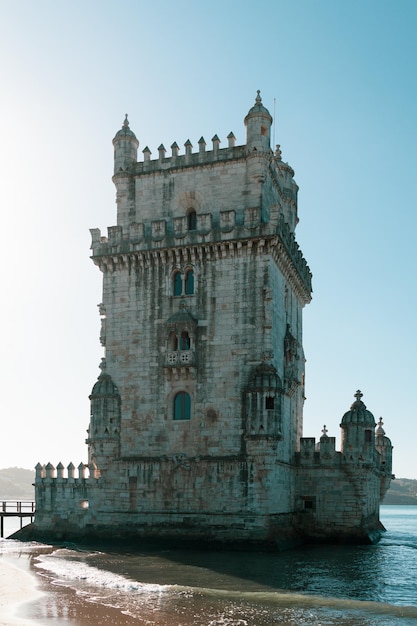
0 501 35 537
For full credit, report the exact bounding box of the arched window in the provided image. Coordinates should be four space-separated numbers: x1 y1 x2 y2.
168 331 178 351
173 391 191 420
173 272 182 296
187 209 197 231
179 331 190 350
185 270 194 295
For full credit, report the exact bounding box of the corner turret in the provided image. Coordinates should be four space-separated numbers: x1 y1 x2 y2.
375 417 393 497
112 114 139 174
340 390 376 463
112 115 138 226
86 364 121 470
244 90 273 152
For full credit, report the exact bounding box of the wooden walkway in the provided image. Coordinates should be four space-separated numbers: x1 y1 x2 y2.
0 501 35 538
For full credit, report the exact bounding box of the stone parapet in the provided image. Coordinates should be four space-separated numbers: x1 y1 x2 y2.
90 213 312 301
297 436 339 467
131 142 248 175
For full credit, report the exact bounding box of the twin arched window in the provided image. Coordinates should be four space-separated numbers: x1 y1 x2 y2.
168 331 191 351
173 269 194 296
174 391 191 420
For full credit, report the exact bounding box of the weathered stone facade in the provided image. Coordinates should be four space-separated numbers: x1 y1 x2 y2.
31 93 393 548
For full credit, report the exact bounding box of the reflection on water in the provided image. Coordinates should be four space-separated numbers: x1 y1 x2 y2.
3 506 417 626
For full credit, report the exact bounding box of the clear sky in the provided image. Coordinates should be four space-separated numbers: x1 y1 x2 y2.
0 0 416 478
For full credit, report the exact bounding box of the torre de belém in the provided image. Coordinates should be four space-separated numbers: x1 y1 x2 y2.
31 93 393 548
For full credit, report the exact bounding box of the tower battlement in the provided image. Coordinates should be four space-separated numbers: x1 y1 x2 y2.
133 138 247 172
111 92 299 234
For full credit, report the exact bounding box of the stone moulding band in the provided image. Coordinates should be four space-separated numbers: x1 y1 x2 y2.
91 234 311 305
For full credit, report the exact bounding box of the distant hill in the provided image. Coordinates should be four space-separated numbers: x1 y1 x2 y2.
0 467 35 500
0 467 415 505
383 478 417 505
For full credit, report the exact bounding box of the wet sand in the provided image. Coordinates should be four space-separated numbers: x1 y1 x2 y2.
0 553 145 626
0 557 44 626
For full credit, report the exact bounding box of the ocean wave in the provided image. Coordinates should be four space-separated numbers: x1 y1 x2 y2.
0 538 54 555
34 551 168 594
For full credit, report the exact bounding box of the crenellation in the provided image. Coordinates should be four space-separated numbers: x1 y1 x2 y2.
184 139 193 156
227 132 236 148
198 136 206 154
211 134 220 153
133 143 248 175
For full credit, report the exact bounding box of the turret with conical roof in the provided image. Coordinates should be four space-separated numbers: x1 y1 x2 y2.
112 114 139 174
112 115 138 226
340 390 377 463
244 90 273 152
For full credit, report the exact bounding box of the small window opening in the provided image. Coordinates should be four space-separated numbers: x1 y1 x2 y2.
365 429 372 443
179 331 190 350
168 331 178 350
187 209 197 231
261 125 267 136
265 396 275 410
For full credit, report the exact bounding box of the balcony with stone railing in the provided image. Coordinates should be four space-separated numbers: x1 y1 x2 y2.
165 349 195 367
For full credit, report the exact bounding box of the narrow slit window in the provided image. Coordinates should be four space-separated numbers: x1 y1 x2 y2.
265 396 275 410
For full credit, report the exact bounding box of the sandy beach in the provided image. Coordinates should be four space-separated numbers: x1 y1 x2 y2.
0 547 148 626
0 557 44 626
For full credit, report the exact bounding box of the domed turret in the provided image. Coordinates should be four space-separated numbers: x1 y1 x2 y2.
112 114 139 174
341 390 376 428
245 364 282 438
244 90 273 152
87 371 121 468
247 363 281 391
375 416 389 444
375 416 393 480
340 390 377 462
90 371 120 398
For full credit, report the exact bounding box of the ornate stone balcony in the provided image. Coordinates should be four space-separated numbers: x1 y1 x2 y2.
166 350 195 367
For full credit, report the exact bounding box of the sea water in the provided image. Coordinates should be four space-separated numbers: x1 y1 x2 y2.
1 505 416 625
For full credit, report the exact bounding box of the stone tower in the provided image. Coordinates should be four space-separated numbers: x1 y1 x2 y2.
85 91 311 544
30 94 392 547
